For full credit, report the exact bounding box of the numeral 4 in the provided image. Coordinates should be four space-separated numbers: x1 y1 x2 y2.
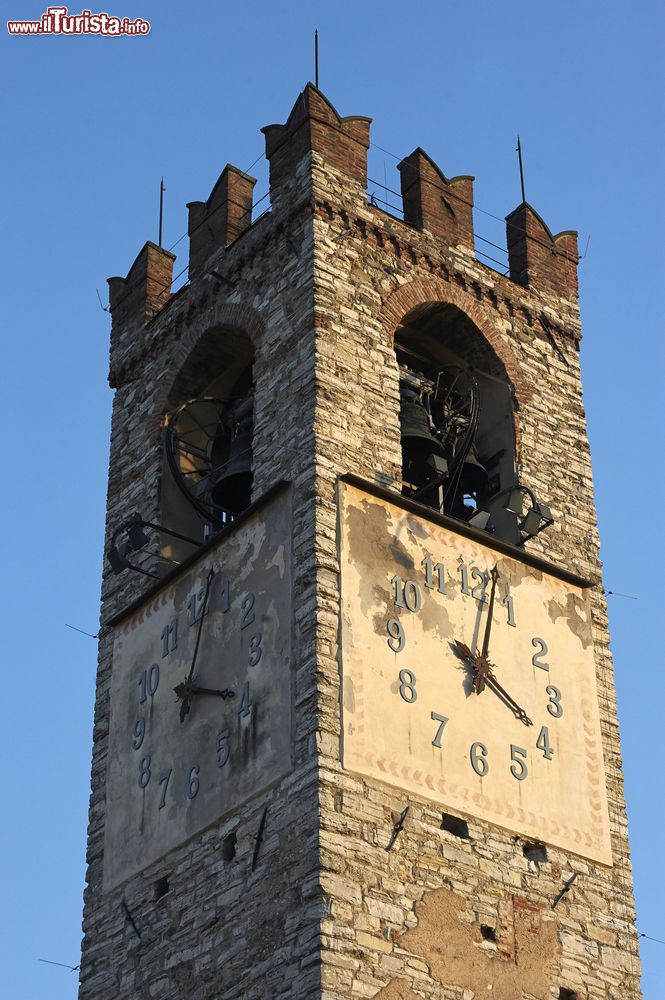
238 681 252 719
536 725 554 760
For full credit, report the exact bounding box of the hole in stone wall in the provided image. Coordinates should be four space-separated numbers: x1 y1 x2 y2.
222 832 237 861
441 814 469 839
480 925 497 942
153 876 169 901
523 841 548 863
558 989 578 1000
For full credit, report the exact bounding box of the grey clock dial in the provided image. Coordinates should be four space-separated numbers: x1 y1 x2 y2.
103 487 293 891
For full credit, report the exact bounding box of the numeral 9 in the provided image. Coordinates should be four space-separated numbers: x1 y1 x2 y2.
386 618 405 652
132 717 145 750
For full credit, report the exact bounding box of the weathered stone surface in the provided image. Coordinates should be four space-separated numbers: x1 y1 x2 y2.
79 87 641 1000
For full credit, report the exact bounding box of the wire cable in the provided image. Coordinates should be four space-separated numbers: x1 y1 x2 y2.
369 139 580 264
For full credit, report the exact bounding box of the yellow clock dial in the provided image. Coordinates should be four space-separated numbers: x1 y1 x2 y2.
338 479 612 865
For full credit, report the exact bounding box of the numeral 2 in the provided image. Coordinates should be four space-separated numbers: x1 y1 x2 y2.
531 637 549 670
240 593 255 629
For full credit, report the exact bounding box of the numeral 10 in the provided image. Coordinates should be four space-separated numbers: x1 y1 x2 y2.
391 576 422 612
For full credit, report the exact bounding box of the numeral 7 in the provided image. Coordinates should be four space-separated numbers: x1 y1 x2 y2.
431 712 449 748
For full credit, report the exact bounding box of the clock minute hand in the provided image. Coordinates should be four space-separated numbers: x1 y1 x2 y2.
185 566 216 684
480 566 499 659
175 566 216 723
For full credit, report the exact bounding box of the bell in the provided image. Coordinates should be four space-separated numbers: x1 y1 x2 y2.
458 445 489 498
210 396 253 516
446 444 490 522
400 394 448 500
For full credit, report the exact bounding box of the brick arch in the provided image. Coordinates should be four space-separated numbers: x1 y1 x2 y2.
148 300 265 439
379 278 531 407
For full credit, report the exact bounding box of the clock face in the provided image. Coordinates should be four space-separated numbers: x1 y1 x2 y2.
103 487 293 891
338 481 612 865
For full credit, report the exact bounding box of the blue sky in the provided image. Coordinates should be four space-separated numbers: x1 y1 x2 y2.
1 1 663 997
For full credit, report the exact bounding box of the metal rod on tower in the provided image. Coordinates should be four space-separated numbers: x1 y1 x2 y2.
516 136 526 204
315 29 319 88
158 177 165 247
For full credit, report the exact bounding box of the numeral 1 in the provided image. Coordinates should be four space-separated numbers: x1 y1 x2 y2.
422 556 446 593
161 618 178 657
458 563 471 596
503 594 516 627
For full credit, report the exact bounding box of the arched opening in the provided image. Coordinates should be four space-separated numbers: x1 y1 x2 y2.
160 326 255 564
395 303 520 540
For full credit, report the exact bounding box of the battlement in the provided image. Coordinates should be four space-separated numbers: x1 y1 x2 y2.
187 164 256 277
107 86 580 336
262 84 371 197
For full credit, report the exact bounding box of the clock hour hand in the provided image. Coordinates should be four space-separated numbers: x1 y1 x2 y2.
191 686 235 700
483 669 533 727
451 641 488 695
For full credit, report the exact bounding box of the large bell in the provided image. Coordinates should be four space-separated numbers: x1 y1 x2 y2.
458 444 489 497
400 393 448 501
446 444 490 521
210 396 253 516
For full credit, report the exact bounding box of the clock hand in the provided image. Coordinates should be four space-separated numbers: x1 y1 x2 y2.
451 640 487 694
453 567 500 695
477 567 531 721
480 566 499 659
483 666 533 727
186 566 215 685
190 686 235 699
175 566 216 723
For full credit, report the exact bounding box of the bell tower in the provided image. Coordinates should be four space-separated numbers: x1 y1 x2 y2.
80 87 642 1000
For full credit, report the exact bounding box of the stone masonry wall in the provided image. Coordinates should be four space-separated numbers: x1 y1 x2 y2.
296 92 641 1000
307 133 641 999
79 151 326 999
79 87 641 1000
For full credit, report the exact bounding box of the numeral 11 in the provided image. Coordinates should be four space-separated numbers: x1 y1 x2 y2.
161 618 177 657
422 556 446 593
